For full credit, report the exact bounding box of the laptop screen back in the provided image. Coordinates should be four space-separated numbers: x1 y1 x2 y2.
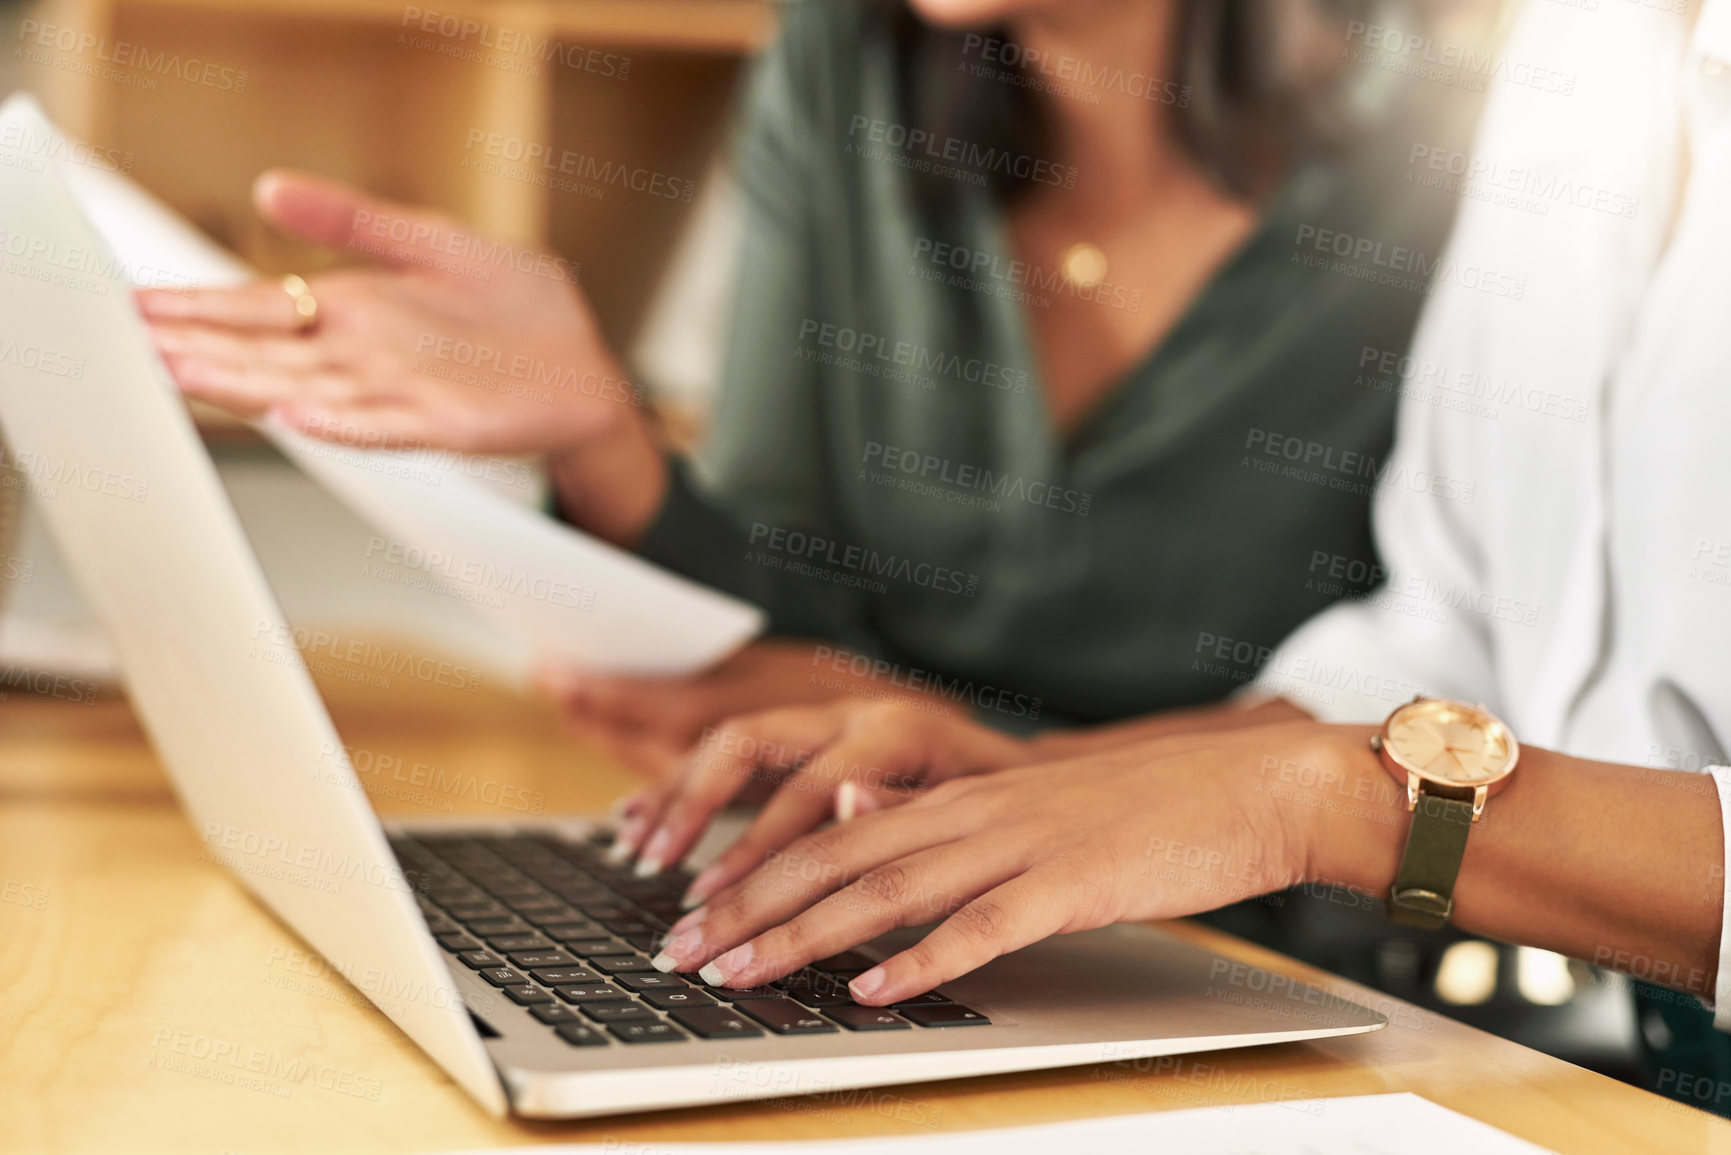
0 95 504 1115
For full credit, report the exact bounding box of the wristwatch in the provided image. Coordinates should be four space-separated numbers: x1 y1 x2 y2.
1371 696 1519 929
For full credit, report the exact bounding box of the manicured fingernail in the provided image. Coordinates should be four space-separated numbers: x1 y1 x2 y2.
651 927 706 972
681 864 726 910
836 781 859 823
669 904 708 937
634 828 673 876
607 815 648 863
849 967 887 1002
700 942 754 987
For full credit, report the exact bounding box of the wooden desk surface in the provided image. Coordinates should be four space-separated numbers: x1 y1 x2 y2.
3 652 1729 1154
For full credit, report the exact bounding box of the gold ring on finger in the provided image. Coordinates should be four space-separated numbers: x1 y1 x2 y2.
281 274 319 332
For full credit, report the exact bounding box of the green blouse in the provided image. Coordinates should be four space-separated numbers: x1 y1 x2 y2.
638 0 1483 726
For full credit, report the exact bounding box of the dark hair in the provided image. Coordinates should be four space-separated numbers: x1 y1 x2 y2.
877 0 1384 202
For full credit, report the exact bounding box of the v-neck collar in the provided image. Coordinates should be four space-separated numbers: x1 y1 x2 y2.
971 159 1328 479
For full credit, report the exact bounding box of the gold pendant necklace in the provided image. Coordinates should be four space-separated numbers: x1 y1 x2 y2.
1060 241 1108 290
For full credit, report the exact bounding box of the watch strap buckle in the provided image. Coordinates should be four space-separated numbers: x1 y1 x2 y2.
1388 885 1454 929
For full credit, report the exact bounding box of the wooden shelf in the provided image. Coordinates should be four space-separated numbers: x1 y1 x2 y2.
19 0 775 366
113 0 776 53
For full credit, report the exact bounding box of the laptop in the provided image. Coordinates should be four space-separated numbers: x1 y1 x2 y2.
0 95 1385 1119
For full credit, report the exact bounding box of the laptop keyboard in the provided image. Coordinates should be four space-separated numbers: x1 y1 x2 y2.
391 831 991 1049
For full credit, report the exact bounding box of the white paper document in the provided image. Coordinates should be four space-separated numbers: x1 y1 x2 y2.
19 95 764 675
442 1094 1553 1155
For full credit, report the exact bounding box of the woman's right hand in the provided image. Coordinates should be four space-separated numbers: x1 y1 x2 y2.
138 170 667 544
612 699 1035 910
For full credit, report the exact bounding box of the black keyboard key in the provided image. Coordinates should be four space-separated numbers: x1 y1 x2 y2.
889 992 954 1007
739 1001 838 1035
608 1021 687 1044
530 968 602 986
589 954 654 974
707 985 785 1002
668 1006 766 1039
456 950 505 970
813 951 877 973
435 932 483 952
611 878 676 901
554 1022 610 1047
790 988 855 1008
578 903 633 921
552 936 621 955
616 972 688 992
504 984 554 1005
827 1006 912 1031
554 983 627 1003
520 908 588 928
466 917 529 936
422 914 461 935
452 908 517 927
902 1003 990 1027
538 920 606 939
478 967 529 987
530 1003 583 1024
781 970 851 993
488 934 556 953
581 1001 657 1024
600 919 656 937
444 898 510 916
509 951 578 970
643 988 716 1010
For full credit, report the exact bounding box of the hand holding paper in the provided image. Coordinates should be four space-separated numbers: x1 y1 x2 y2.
47 102 763 676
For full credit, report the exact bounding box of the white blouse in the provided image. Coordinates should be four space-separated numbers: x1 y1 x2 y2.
1256 0 1731 1025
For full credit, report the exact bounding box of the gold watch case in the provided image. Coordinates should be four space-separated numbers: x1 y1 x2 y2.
1370 696 1520 822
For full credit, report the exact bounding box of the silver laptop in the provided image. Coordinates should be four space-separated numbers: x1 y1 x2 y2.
0 96 1384 1120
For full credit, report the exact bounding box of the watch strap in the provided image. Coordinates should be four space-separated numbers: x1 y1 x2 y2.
1388 793 1476 928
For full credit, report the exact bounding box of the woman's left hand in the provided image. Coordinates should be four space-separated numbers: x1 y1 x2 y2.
536 639 959 756
650 722 1380 1004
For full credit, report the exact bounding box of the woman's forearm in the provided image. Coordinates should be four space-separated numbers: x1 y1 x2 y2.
1300 725 1725 999
1027 696 1311 761
546 411 669 549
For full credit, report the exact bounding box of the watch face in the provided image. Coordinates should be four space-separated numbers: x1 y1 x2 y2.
1383 699 1518 787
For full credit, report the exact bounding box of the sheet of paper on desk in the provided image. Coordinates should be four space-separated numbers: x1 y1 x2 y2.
442 1095 1554 1155
46 118 765 676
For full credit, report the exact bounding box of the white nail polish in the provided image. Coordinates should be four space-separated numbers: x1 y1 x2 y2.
698 963 726 986
650 952 678 973
606 829 640 864
634 856 663 878
836 781 858 823
607 817 647 863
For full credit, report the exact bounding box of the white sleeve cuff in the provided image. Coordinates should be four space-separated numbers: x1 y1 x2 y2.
1709 766 1731 1031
